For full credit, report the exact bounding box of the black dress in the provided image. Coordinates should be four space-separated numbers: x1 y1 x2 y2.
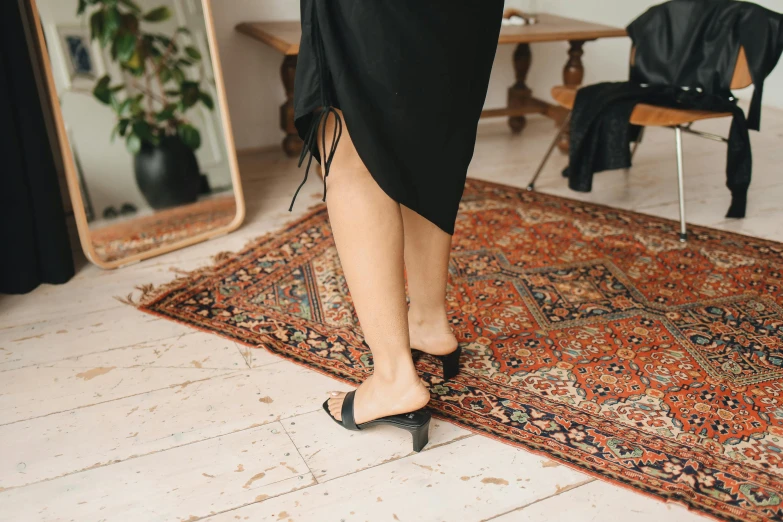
289 0 504 235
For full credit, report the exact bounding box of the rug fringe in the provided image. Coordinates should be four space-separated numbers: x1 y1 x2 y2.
212 250 234 263
114 293 137 306
126 203 330 309
113 282 161 307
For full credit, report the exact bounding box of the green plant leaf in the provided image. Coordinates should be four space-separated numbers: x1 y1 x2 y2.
117 99 132 115
185 46 201 60
171 67 185 84
124 48 143 73
176 27 191 35
181 81 200 108
77 0 87 16
153 34 173 46
132 120 158 145
120 13 140 34
115 32 137 62
178 123 201 150
89 10 104 42
199 92 214 110
103 7 121 46
156 104 177 122
159 66 172 84
118 118 131 136
126 133 142 155
93 75 112 104
143 7 171 22
129 95 145 117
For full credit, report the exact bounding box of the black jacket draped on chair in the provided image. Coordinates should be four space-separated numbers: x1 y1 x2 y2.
566 0 783 218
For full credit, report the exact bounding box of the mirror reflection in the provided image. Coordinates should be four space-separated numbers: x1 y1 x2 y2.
36 0 242 266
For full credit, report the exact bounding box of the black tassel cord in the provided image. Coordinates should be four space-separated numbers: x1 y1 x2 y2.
288 8 344 212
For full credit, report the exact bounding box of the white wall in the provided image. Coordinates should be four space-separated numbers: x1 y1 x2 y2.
212 0 783 152
211 0 301 151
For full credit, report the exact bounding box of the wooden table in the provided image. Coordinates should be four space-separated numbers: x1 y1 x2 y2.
236 13 627 157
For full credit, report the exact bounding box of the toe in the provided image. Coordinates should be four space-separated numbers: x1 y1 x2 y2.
328 393 346 421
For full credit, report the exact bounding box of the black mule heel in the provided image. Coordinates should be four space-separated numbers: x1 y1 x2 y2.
439 345 462 381
323 390 432 453
409 419 431 452
412 345 462 381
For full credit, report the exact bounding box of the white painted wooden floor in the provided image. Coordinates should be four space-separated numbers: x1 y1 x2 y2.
3 107 782 522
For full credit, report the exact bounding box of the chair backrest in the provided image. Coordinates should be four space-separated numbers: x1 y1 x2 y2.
731 47 752 89
630 46 752 89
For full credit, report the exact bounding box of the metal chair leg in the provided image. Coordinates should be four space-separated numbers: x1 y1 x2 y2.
674 126 688 242
630 126 645 161
526 112 572 191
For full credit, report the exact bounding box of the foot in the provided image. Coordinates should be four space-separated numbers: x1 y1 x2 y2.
408 310 458 357
326 371 430 425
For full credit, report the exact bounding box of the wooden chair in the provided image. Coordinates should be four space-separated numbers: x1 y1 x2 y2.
527 47 753 241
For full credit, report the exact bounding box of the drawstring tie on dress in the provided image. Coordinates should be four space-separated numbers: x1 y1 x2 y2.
288 5 344 212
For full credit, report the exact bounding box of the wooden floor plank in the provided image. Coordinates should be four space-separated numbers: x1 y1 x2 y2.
204 436 591 522
0 423 313 522
0 365 226 426
42 330 267 371
0 363 339 490
493 479 710 522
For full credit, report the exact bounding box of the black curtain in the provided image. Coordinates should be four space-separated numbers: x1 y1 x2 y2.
1 0 75 294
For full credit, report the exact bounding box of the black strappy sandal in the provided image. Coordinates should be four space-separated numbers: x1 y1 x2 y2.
412 345 462 381
323 390 432 452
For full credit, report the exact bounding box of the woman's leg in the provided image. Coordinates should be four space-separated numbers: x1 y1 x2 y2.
319 111 430 424
401 208 459 356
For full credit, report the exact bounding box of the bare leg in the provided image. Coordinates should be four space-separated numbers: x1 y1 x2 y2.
401 207 458 356
319 110 430 423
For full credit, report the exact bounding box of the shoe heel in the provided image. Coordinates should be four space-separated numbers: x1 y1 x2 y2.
410 419 431 452
439 345 462 381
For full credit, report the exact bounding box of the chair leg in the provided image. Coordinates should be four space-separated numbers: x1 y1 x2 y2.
630 126 645 161
526 112 572 191
674 126 688 242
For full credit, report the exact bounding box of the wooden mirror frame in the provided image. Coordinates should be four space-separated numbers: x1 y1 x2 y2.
27 0 245 269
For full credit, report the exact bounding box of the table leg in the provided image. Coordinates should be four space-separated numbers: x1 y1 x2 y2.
280 55 302 158
558 40 585 152
507 43 532 134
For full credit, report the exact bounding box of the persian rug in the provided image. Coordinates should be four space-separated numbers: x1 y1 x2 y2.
135 179 783 522
92 196 237 262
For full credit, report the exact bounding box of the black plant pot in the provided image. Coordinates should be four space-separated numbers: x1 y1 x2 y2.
134 136 202 210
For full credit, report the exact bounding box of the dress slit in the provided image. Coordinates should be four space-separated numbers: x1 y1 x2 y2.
288 4 343 211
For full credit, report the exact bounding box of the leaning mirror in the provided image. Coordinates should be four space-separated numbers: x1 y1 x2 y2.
29 0 244 268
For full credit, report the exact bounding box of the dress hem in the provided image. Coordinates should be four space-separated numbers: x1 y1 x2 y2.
294 106 458 236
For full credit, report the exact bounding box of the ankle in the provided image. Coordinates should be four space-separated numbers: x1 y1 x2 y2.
371 361 422 388
408 305 450 331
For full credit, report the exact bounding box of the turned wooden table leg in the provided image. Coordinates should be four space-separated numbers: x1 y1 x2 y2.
558 40 585 152
508 43 532 134
280 55 302 158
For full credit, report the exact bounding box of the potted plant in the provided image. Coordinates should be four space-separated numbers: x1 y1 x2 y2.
78 0 215 209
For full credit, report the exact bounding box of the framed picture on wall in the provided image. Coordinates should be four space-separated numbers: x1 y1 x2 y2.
55 25 103 91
